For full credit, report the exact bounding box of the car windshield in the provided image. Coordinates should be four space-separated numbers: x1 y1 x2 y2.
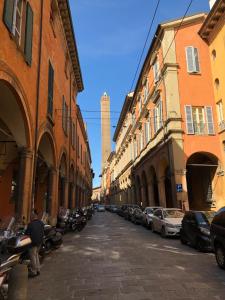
146 209 153 214
197 211 216 225
164 210 184 218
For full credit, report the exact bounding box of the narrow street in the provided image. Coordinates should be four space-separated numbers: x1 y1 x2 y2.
28 212 225 300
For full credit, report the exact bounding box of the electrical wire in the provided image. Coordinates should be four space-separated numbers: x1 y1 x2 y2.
129 0 161 93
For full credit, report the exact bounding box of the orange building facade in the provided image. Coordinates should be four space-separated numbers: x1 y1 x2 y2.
0 0 93 224
107 13 225 211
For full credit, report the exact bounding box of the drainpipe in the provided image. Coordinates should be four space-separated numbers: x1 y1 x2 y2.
31 0 44 213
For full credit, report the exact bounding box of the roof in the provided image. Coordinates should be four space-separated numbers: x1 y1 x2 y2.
58 0 84 92
199 0 225 43
113 92 133 142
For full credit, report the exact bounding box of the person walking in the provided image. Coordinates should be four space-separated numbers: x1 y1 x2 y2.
25 211 44 278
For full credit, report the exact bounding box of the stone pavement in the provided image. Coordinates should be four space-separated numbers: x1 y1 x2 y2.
28 212 225 300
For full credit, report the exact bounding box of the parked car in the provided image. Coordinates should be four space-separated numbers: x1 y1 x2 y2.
151 208 184 237
180 211 215 251
131 208 144 224
142 207 162 228
211 207 225 269
97 205 105 212
124 205 140 220
110 205 119 213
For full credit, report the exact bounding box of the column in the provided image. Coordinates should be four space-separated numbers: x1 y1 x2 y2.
17 148 34 223
49 167 58 225
158 177 166 207
147 180 155 206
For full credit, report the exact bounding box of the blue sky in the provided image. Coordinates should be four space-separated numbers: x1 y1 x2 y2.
69 0 210 188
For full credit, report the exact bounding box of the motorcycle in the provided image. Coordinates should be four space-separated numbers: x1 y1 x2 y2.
39 213 63 258
0 218 31 299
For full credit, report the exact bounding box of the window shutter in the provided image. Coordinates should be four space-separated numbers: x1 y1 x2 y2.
186 47 194 73
185 105 194 134
24 2 33 66
62 97 65 130
205 106 215 135
154 108 157 133
48 62 54 116
3 0 14 32
159 100 163 128
194 48 200 73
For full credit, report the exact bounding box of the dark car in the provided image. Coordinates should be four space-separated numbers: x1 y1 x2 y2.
180 211 215 251
117 204 129 217
124 205 140 220
211 207 225 269
110 205 118 213
131 208 143 224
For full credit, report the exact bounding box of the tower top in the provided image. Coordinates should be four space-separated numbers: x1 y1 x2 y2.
103 92 107 96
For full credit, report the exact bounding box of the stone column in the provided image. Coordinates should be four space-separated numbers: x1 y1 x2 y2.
147 181 155 206
17 148 34 223
158 177 166 207
49 168 58 225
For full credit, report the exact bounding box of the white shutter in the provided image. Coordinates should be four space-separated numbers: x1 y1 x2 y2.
186 47 194 73
154 108 157 133
159 100 163 128
205 106 215 135
185 105 194 134
194 48 200 73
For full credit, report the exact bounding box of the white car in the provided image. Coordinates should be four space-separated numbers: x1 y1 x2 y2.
142 207 162 228
151 208 184 237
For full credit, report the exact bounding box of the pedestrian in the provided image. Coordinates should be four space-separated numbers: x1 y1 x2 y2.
25 211 44 278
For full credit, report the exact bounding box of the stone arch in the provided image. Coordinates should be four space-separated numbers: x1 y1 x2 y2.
141 170 149 207
135 175 142 206
58 152 68 207
34 131 57 215
186 152 219 210
0 76 33 220
148 166 160 206
158 157 173 208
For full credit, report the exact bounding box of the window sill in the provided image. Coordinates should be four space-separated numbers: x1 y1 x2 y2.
187 72 201 76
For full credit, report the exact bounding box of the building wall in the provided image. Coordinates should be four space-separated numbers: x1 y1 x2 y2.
0 0 92 224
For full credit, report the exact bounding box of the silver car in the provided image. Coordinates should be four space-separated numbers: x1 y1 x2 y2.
151 208 184 237
142 207 162 228
97 205 105 212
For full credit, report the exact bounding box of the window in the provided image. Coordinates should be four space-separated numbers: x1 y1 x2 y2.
3 0 33 65
71 122 76 147
215 78 220 89
154 99 163 133
133 139 137 159
212 49 216 60
138 97 142 114
48 61 54 117
217 101 225 131
153 59 160 83
223 141 225 152
62 97 68 135
140 132 143 151
185 105 215 135
132 113 136 126
185 46 200 73
77 136 80 158
144 121 150 144
144 80 149 103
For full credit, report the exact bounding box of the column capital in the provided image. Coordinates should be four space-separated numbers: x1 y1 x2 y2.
18 147 33 159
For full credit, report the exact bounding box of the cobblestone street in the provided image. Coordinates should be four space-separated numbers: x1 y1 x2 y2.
28 212 225 300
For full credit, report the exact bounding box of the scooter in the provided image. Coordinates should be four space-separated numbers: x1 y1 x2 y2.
0 218 31 299
39 213 63 258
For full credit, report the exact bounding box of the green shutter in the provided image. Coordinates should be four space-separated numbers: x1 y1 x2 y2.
24 2 33 66
48 62 54 116
3 0 14 32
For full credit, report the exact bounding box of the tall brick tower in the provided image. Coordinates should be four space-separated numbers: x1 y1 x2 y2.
101 92 111 171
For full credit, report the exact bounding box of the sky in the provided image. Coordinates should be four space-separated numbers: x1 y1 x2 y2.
69 0 210 188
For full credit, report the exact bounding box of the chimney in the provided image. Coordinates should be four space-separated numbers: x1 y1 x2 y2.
209 0 216 9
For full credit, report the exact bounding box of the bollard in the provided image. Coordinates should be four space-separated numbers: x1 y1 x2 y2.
8 264 28 300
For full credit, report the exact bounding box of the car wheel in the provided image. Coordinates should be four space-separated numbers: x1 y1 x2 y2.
215 244 225 270
151 223 155 233
161 226 167 238
196 239 205 252
180 236 188 245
